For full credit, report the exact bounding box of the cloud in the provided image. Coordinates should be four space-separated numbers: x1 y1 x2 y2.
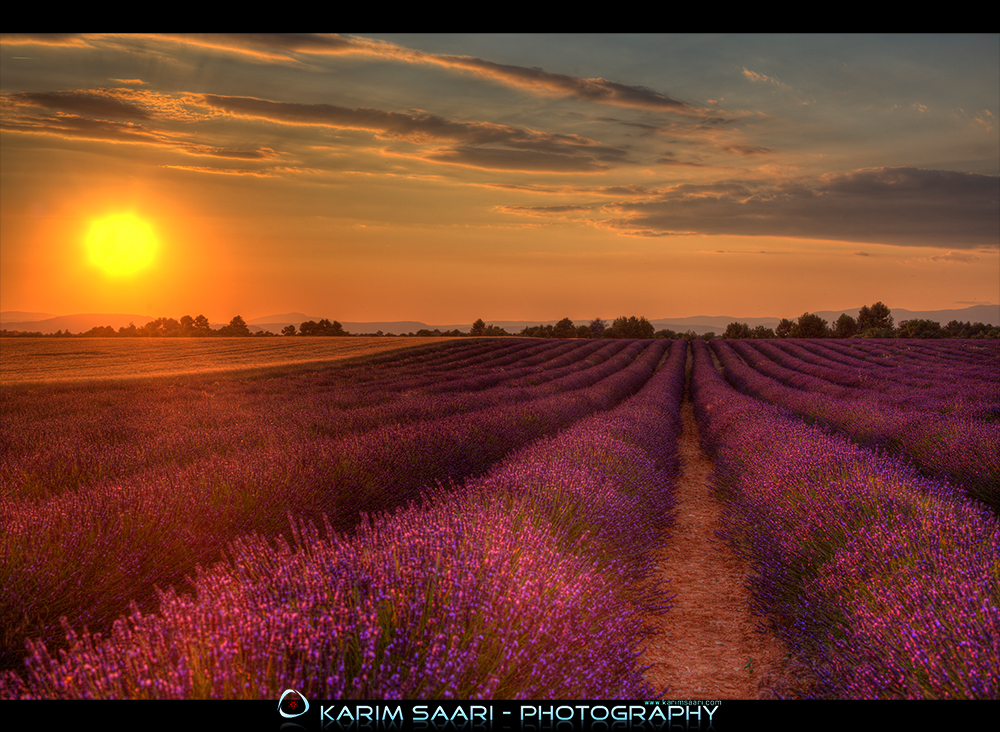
424 147 609 173
10 90 150 119
420 53 694 113
742 67 782 85
225 34 700 114
926 251 980 263
719 144 773 156
196 93 625 171
495 204 596 217
975 110 996 132
603 167 1000 249
4 84 625 173
16 34 703 115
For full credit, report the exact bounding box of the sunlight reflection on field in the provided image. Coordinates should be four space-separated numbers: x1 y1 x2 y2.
0 337 452 383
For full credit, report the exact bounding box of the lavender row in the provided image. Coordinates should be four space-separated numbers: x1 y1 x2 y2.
761 339 1000 410
741 339 999 408
0 340 625 501
0 340 667 672
712 340 1000 509
691 340 1000 698
0 341 687 699
729 338 998 417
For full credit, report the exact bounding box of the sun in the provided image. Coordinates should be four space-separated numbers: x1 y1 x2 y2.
85 213 159 277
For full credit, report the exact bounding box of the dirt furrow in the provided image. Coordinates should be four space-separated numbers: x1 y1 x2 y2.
640 395 788 699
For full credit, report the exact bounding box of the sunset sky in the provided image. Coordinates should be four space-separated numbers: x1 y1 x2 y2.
1 33 997 324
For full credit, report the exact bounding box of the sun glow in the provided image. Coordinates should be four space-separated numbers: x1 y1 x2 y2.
85 213 159 277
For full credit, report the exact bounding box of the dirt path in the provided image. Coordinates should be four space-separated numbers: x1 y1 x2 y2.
640 394 788 699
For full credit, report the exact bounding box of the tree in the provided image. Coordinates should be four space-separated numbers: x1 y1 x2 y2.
750 325 775 339
897 319 945 339
552 317 576 338
832 313 858 338
589 318 606 338
791 312 829 338
281 324 296 336
299 319 347 336
775 318 794 338
470 319 486 337
219 315 251 337
858 302 893 336
605 316 654 339
193 314 212 335
723 322 752 339
519 324 553 337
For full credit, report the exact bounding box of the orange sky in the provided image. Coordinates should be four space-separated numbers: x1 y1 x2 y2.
1 34 997 324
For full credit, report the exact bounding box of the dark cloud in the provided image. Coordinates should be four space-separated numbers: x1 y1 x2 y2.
12 90 150 119
1 113 161 144
197 94 624 171
495 204 596 215
610 167 999 249
212 34 699 113
432 55 693 112
720 144 773 156
426 147 609 173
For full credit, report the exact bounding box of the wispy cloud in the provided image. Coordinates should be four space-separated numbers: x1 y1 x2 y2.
741 67 782 85
7 33 706 116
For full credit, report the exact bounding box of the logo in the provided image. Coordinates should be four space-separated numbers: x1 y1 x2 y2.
278 688 310 718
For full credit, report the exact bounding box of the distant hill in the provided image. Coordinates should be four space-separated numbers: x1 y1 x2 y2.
3 304 997 336
0 311 58 324
0 313 155 334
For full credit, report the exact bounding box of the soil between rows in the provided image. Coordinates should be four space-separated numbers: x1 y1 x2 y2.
639 396 790 699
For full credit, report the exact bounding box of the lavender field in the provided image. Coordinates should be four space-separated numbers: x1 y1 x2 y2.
0 336 998 699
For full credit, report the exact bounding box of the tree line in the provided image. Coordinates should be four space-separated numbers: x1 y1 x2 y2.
1 315 266 338
719 302 1000 340
3 303 996 339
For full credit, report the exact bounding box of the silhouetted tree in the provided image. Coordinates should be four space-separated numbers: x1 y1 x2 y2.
589 318 606 338
470 319 486 337
552 318 576 338
299 319 347 336
832 313 858 338
218 315 251 337
193 314 212 335
605 316 655 339
791 312 829 338
858 302 894 337
281 324 296 336
723 322 752 339
775 318 794 338
519 324 554 337
897 319 945 339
